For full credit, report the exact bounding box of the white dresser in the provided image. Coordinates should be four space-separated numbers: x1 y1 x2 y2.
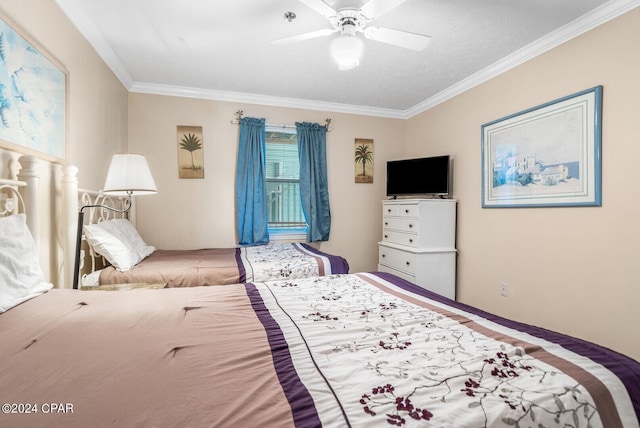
378 199 457 299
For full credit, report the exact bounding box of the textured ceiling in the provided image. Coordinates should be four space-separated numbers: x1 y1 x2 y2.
55 0 638 117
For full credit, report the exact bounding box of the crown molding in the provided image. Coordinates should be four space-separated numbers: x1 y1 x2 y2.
56 0 134 88
129 82 408 119
404 0 640 118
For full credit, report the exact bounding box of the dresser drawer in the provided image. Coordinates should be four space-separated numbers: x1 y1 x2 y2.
378 245 416 274
377 264 416 283
381 230 418 247
383 217 419 233
382 203 419 218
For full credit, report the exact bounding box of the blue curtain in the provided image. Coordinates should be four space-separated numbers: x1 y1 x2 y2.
296 122 331 242
235 117 269 245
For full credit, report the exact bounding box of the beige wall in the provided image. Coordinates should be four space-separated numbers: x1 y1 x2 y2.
0 0 128 286
406 8 640 360
128 94 406 273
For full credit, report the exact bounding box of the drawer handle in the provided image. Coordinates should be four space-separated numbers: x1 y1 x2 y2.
384 235 388 238
406 261 410 266
408 224 413 228
381 254 386 258
387 208 392 212
384 222 388 226
409 238 413 243
405 209 409 213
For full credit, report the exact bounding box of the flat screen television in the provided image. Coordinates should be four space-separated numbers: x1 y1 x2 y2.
386 155 450 197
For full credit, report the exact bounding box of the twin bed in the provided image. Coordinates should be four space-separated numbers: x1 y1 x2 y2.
76 191 349 288
1 171 640 427
91 243 349 286
83 238 350 287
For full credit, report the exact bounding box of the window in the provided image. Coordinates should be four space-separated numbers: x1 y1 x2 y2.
265 128 306 234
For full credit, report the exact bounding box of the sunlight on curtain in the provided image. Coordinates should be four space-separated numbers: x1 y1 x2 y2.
296 122 331 242
235 117 269 245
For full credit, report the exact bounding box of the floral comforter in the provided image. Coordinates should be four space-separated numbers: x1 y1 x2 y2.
248 272 640 427
239 242 349 282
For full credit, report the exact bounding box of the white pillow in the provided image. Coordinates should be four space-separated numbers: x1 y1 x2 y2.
0 214 53 313
84 219 155 271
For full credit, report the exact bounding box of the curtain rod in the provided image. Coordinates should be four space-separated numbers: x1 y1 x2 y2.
230 110 332 132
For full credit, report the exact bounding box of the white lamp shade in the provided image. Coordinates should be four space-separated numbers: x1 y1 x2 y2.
103 154 157 196
331 35 363 71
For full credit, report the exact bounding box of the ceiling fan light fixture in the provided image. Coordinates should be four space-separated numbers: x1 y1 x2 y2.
331 34 363 71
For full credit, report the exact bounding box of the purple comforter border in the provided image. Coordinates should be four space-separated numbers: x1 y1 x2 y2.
372 271 640 422
299 243 350 274
244 283 323 427
235 248 246 283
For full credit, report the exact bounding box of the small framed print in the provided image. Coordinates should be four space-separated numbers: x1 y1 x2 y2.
354 138 373 183
177 125 204 179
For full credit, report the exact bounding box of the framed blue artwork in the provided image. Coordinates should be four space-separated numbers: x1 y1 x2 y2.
482 86 602 208
0 12 67 161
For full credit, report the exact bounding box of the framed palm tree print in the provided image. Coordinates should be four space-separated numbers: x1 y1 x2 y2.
354 138 373 183
177 125 204 179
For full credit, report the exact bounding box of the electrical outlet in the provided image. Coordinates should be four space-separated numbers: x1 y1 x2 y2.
499 282 508 297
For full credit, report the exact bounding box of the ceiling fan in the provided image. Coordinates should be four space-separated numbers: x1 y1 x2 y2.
272 0 431 70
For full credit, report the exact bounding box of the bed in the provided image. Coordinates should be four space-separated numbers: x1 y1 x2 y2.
2 270 639 426
84 241 350 287
76 190 349 288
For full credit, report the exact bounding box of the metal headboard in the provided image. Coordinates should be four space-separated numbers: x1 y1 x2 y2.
0 178 27 217
77 188 129 281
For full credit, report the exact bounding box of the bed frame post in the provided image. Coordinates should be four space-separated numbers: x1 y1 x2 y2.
17 155 39 249
62 165 79 289
8 158 20 181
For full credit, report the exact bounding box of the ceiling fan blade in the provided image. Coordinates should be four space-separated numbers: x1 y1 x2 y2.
299 0 338 18
271 28 337 45
364 27 431 51
360 0 408 19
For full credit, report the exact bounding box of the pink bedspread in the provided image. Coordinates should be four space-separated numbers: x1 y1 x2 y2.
1 272 639 427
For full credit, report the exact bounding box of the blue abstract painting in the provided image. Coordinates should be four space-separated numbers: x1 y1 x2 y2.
0 16 66 160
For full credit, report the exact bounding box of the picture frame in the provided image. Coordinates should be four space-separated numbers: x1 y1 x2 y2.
177 126 204 179
481 86 602 208
0 12 68 162
354 138 373 183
